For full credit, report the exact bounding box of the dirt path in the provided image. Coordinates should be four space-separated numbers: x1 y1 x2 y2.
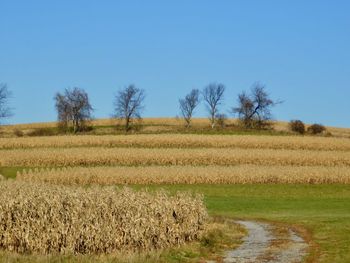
208 220 308 263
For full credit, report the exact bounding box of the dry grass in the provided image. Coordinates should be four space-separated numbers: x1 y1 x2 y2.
16 165 350 185
1 134 350 151
274 121 350 138
1 147 350 167
1 118 211 130
0 181 207 255
4 117 349 131
3 118 350 138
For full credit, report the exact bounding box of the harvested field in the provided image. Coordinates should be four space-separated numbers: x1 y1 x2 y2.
1 147 350 167
1 134 350 151
1 130 350 262
0 181 207 255
16 165 350 185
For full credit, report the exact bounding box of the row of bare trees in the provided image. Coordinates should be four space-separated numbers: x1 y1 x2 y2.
0 83 145 132
179 82 280 129
179 84 226 129
0 82 279 132
54 85 145 132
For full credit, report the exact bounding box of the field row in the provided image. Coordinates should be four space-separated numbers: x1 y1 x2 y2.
0 181 207 254
1 134 350 151
1 147 350 167
17 165 350 185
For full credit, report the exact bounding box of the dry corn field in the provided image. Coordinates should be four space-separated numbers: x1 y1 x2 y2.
2 134 350 150
1 147 350 167
0 181 207 254
17 166 350 185
1 132 350 258
1 133 350 184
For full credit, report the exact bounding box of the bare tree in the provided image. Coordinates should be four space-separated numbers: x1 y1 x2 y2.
0 84 12 123
233 82 280 129
179 89 200 128
54 87 93 133
202 83 225 128
55 93 70 130
114 85 145 131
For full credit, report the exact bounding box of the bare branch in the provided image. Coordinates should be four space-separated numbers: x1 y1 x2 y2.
233 82 281 129
179 89 200 128
54 87 93 133
202 83 225 128
114 85 145 131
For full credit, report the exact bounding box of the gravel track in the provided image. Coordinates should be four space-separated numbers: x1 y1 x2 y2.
208 220 308 263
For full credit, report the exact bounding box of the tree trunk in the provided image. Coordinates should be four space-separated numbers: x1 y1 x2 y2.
211 114 215 129
125 117 130 132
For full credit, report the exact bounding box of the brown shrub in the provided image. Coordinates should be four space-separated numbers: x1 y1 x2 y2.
307 124 326 135
289 120 305 134
13 129 24 137
0 181 207 255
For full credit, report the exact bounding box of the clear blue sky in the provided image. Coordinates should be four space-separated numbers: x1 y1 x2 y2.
1 0 349 127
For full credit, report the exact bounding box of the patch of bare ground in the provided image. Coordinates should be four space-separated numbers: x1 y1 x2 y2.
208 220 311 263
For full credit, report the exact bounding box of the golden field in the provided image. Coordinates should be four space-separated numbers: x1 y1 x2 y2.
1 118 210 130
17 165 350 185
1 147 350 167
1 120 350 260
1 120 350 184
1 134 350 150
0 181 207 254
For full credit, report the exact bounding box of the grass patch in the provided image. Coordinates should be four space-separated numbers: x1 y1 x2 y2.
131 184 350 263
0 166 27 179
